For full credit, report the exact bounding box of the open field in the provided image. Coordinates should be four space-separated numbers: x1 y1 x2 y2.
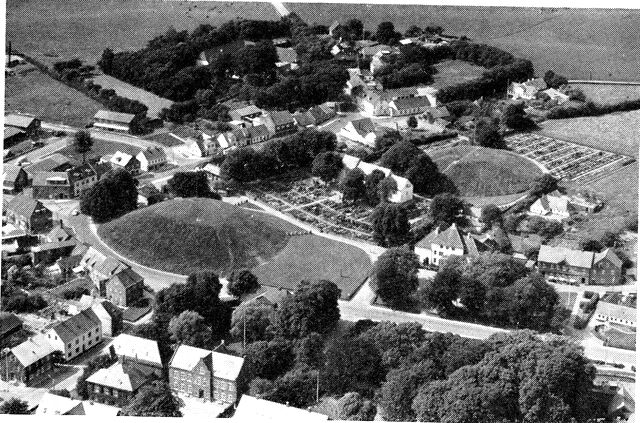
431 60 486 89
57 140 142 162
289 4 640 81
6 0 279 66
427 145 542 197
252 234 373 300
539 110 640 158
572 84 640 105
92 74 173 119
5 63 102 127
98 198 300 276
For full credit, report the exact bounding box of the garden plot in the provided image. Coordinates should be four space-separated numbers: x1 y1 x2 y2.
504 133 629 181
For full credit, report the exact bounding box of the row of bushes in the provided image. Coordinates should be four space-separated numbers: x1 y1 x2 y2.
409 131 458 146
547 98 640 119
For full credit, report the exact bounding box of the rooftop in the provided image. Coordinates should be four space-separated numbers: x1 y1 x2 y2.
50 308 101 343
35 393 82 415
86 362 148 392
106 333 162 367
5 113 38 129
233 395 329 422
538 245 594 269
94 110 136 124
11 333 57 367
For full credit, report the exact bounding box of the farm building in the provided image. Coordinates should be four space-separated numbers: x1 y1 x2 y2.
529 193 573 220
389 96 432 116
2 164 29 194
86 361 153 407
259 111 297 137
93 110 135 133
508 78 547 100
0 333 58 386
4 113 41 135
4 127 26 146
228 105 263 122
5 195 53 234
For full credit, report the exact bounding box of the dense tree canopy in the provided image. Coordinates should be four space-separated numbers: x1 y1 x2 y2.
371 202 411 247
168 310 213 349
372 247 420 308
311 151 343 182
0 398 30 414
475 119 505 149
337 392 377 421
168 171 220 199
227 269 260 297
73 130 93 164
245 337 294 380
80 168 138 222
120 380 183 417
430 193 464 226
230 302 274 344
322 336 384 396
340 168 366 203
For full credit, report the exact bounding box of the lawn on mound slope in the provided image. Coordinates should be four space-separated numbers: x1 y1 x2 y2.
252 234 373 300
98 198 301 276
428 145 543 197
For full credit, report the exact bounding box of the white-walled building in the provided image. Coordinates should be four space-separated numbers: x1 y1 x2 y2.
45 308 102 361
136 147 167 172
414 223 489 267
338 118 378 147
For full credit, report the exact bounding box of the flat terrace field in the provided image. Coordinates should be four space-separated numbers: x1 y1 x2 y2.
92 74 173 119
252 234 373 300
5 63 102 127
427 145 543 197
572 84 640 105
6 0 279 66
289 4 640 81
539 110 640 158
431 60 486 90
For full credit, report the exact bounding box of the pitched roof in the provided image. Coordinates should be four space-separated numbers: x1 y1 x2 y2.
293 111 315 127
94 300 123 321
51 308 101 343
107 334 162 367
169 344 211 371
137 146 166 161
47 225 76 242
276 47 298 63
211 351 245 380
248 124 270 139
109 267 144 288
94 256 129 279
427 106 451 118
234 395 329 422
328 20 340 31
416 223 467 251
86 362 148 392
524 78 547 90
138 184 160 198
30 239 78 253
78 401 121 416
0 312 22 337
11 333 57 367
36 393 82 415
67 163 97 183
6 194 45 218
3 164 26 184
228 105 263 121
4 127 25 139
4 113 38 129
507 234 542 255
94 110 136 124
595 301 636 324
266 110 294 126
537 245 594 268
110 151 135 167
594 248 623 269
390 96 431 110
32 171 70 187
348 118 375 137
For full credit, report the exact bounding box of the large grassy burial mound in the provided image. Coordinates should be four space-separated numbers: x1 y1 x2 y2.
98 198 299 275
428 145 543 197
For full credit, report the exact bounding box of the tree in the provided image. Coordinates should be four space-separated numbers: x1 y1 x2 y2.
98 48 115 74
230 302 274 344
263 366 318 408
379 141 422 174
377 176 398 202
404 154 441 195
457 277 486 316
271 280 341 338
120 380 183 417
294 332 325 369
407 115 418 129
340 168 366 203
0 398 30 414
359 321 425 369
245 337 294 380
322 336 384 397
419 267 461 315
371 202 411 247
507 274 568 332
364 169 387 206
430 193 464 226
168 310 213 349
49 389 71 398
543 70 568 89
480 204 502 229
376 21 399 44
372 247 420 309
475 119 505 149
168 171 219 199
529 174 558 197
311 151 343 182
227 269 260 297
502 103 535 130
579 238 604 252
337 392 377 421
80 168 138 222
73 130 93 164
221 148 261 182
600 231 621 248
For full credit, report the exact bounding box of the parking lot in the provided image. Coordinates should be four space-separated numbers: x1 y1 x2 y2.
505 133 630 181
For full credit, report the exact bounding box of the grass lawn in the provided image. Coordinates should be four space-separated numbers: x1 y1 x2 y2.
5 63 102 127
92 74 173 119
572 84 640 105
6 0 279 66
538 110 640 158
57 139 142 162
252 234 373 300
288 4 640 81
99 198 300 276
431 60 486 89
428 145 543 197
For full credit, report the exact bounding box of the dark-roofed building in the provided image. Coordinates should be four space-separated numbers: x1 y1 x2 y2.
31 171 73 199
537 245 622 285
105 268 144 307
137 184 161 206
86 361 153 406
110 151 141 175
91 300 123 337
4 127 26 147
0 313 23 346
46 308 102 361
295 105 337 127
230 124 270 146
23 153 77 178
46 224 76 243
2 164 29 194
415 223 489 267
5 113 41 135
228 105 263 122
31 239 79 266
0 333 58 386
388 96 432 116
67 163 99 198
261 111 296 137
136 147 167 172
5 195 53 234
592 248 623 285
93 110 136 133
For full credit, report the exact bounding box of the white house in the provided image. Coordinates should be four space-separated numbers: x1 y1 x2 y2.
341 154 413 203
542 88 570 104
136 147 167 172
338 118 378 147
414 223 489 267
45 308 102 361
529 194 572 220
594 300 636 330
176 138 205 158
508 78 548 100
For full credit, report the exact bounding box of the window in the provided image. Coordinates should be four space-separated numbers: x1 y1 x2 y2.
76 339 79 345
94 385 100 393
76 347 80 353
68 343 72 349
200 367 205 375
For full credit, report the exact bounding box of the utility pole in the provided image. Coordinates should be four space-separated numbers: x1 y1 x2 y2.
315 369 320 403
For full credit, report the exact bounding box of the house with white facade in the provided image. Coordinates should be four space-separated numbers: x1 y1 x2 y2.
45 308 102 361
414 223 489 267
136 147 167 172
529 193 573 220
508 78 548 100
338 118 378 147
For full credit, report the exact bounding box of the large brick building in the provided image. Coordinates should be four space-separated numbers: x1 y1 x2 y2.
537 245 623 285
0 333 59 386
86 361 152 406
5 195 53 234
105 267 144 307
168 345 245 404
